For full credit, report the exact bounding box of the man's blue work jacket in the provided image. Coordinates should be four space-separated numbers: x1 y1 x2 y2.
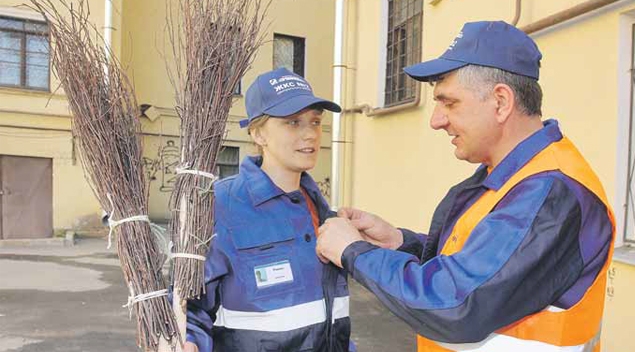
341 119 613 344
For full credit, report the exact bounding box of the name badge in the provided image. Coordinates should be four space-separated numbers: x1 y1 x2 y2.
254 260 294 288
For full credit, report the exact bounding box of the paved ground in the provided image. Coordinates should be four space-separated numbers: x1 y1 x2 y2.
0 238 415 352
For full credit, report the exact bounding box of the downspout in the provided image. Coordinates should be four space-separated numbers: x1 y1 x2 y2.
345 84 420 117
331 0 345 208
103 0 113 80
521 0 620 34
511 0 521 26
104 0 113 54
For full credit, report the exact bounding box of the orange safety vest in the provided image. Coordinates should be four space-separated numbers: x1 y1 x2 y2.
417 137 615 352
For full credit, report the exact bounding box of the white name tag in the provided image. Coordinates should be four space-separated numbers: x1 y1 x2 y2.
254 260 294 288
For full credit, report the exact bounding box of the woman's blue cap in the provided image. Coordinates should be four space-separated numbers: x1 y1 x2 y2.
404 21 542 82
240 68 342 128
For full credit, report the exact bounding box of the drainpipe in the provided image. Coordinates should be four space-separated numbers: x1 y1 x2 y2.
511 0 521 26
345 83 421 117
331 0 345 208
104 0 113 53
103 0 113 80
521 0 620 34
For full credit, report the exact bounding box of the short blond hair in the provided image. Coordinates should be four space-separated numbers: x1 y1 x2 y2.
247 115 270 155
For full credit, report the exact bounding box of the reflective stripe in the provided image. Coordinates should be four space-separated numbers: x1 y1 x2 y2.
333 295 350 320
435 330 600 352
545 305 565 313
214 296 350 332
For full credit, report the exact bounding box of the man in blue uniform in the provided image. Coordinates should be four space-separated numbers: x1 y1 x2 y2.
316 21 613 351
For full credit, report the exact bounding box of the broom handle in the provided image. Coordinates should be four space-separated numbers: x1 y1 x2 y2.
158 196 189 352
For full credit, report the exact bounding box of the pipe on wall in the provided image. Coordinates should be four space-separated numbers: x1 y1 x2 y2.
331 0 345 208
521 0 620 34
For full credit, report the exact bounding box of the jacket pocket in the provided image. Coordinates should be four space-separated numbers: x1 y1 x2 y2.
230 221 304 300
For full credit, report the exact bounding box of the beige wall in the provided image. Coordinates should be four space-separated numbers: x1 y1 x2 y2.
342 0 635 350
604 259 635 352
0 0 337 232
0 1 107 232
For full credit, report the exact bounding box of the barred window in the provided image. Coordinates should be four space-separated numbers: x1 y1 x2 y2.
273 33 305 77
0 16 49 90
215 146 240 180
624 24 635 243
384 0 422 106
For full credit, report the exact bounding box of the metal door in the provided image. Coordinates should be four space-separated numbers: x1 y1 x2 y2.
0 155 53 239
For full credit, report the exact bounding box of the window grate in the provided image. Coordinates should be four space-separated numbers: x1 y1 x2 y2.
384 0 422 107
273 33 305 77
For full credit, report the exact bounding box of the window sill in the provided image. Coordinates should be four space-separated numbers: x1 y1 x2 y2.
613 244 635 266
0 86 62 99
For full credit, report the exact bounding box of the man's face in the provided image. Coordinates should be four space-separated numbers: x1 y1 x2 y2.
430 71 501 165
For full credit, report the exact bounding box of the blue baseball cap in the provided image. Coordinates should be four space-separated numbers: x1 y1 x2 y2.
404 21 542 82
240 68 341 128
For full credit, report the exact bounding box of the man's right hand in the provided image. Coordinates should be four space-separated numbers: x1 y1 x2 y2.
337 207 403 250
184 342 199 352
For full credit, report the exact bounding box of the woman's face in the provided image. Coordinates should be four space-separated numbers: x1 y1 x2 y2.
253 108 324 174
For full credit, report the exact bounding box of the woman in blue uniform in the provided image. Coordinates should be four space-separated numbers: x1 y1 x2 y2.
184 68 353 352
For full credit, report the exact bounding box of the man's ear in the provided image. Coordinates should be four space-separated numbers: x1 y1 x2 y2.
492 83 515 123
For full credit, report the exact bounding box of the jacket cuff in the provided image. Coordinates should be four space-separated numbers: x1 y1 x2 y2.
396 228 425 256
341 240 379 275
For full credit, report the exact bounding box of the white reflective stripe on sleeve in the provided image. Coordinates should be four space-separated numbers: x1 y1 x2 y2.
436 331 599 352
214 296 350 332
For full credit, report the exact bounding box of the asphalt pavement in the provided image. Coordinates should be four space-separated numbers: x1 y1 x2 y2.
0 238 415 352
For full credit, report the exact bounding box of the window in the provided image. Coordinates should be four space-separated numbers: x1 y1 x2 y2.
0 16 49 90
215 146 239 180
384 0 422 106
273 33 305 77
624 23 635 243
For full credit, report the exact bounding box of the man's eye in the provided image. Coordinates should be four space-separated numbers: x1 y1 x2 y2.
287 120 299 125
312 120 322 126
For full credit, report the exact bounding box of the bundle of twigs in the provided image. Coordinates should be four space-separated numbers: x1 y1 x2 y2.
166 0 268 299
29 1 178 350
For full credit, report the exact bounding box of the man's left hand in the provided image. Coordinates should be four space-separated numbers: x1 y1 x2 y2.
317 217 364 268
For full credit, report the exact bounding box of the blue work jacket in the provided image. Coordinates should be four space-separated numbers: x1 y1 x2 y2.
341 119 612 343
187 156 352 352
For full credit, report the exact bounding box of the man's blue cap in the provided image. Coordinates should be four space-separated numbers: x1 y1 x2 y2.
240 68 341 128
404 21 542 82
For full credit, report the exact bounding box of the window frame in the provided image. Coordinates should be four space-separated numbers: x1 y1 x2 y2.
273 33 306 77
382 0 423 107
215 146 240 180
0 14 50 91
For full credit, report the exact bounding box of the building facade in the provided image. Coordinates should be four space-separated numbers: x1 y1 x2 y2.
0 0 336 237
333 0 635 350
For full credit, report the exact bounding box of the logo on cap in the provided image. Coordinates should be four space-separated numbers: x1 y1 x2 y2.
447 31 464 51
270 74 312 95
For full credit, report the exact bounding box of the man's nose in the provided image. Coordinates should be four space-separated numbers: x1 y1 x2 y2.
430 105 449 130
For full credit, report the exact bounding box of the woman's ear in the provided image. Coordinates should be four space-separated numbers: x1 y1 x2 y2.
251 126 267 147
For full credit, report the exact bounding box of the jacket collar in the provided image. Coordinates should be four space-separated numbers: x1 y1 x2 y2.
482 118 563 191
241 156 323 206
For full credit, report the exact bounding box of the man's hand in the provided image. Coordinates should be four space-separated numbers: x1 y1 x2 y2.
316 218 364 268
184 342 199 352
338 207 403 250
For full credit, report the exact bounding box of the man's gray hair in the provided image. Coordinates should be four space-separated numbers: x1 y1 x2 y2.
455 65 543 116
